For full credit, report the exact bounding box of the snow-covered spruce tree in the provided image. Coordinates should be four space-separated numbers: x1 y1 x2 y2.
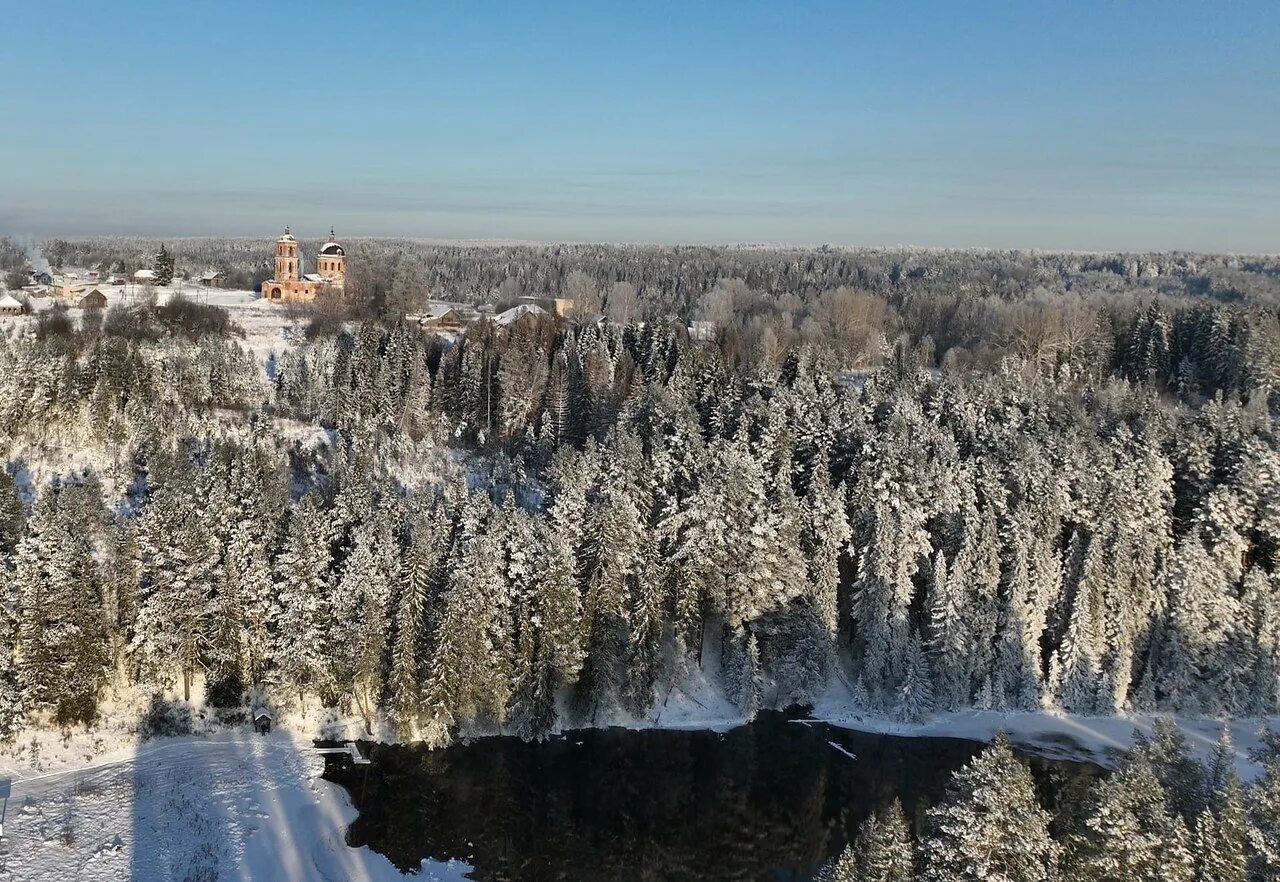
1193 729 1246 882
801 454 850 639
330 516 396 735
1063 754 1194 882
926 548 968 711
130 457 222 702
222 443 282 690
500 498 555 740
387 505 444 737
893 631 934 723
151 244 175 286
992 522 1045 711
537 448 593 683
1238 566 1280 717
574 452 645 722
918 733 1059 882
721 626 761 718
0 550 25 738
1048 540 1103 715
420 491 512 746
848 798 913 882
15 489 108 724
846 396 937 709
1247 728 1280 882
102 522 139 685
813 845 858 882
1133 719 1208 822
271 491 335 705
758 468 827 706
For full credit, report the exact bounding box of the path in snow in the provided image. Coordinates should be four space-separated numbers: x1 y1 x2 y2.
0 733 471 881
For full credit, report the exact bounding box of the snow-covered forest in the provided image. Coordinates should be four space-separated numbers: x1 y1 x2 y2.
3 237 1280 875
1 259 1278 738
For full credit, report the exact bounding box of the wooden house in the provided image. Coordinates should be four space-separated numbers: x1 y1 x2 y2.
77 289 107 309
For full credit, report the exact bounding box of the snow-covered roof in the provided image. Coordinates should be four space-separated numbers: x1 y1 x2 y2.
134 269 156 280
197 270 222 281
0 294 24 309
303 273 325 282
494 303 546 327
319 242 344 256
252 707 273 720
424 302 459 319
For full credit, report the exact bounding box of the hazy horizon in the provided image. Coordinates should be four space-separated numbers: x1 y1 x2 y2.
3 1 1277 252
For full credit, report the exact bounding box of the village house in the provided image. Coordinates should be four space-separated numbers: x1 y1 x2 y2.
77 289 107 309
53 281 95 301
519 294 574 316
493 302 548 333
0 294 26 316
133 269 156 285
413 302 466 330
197 270 225 288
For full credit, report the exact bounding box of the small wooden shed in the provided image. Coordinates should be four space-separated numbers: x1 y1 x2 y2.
253 707 273 735
0 294 26 316
77 288 107 309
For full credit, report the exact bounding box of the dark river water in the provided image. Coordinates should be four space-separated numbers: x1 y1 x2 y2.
325 711 1101 881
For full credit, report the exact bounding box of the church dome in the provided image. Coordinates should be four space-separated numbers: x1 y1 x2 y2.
319 228 344 255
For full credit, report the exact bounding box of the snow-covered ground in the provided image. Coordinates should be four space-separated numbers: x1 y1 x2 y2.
0 281 304 367
0 731 472 881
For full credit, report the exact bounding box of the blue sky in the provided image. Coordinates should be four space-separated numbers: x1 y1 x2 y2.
2 1 1277 250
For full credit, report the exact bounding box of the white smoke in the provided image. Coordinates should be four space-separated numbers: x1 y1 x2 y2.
25 241 50 274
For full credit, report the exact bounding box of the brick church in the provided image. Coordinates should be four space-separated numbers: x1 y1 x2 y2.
261 227 346 302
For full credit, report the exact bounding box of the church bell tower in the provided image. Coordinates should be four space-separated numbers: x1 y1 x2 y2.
275 226 300 282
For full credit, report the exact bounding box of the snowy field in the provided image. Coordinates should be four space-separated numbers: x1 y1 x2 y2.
1 281 305 366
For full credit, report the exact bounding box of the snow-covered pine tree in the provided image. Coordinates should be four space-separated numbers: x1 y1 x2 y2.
420 491 512 746
130 462 220 703
851 798 913 882
1193 730 1246 882
918 733 1059 882
330 518 395 735
16 489 108 724
801 455 851 639
271 491 335 704
1245 727 1280 881
893 631 934 723
151 244 175 286
387 506 443 736
1064 754 1194 882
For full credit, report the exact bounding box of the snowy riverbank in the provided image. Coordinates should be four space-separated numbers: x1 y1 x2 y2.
1 678 1276 880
